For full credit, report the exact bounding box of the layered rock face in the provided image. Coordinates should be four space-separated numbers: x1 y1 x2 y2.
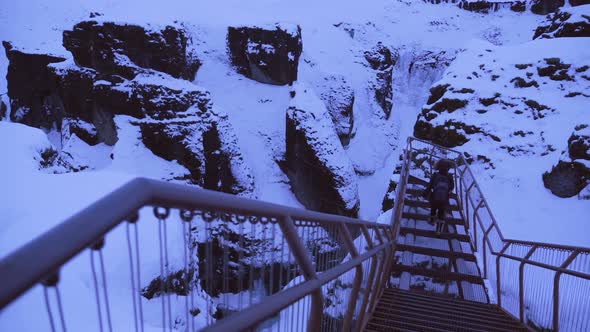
227 23 302 85
3 42 66 129
3 21 254 196
543 125 590 197
63 20 200 80
534 5 590 39
364 42 396 119
285 84 360 217
425 0 588 14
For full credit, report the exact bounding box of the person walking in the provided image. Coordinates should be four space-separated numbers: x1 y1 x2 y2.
423 160 455 235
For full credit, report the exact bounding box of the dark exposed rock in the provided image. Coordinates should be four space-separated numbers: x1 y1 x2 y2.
135 85 254 195
568 124 590 160
427 84 450 105
430 98 468 113
63 21 200 80
531 0 565 14
2 41 66 129
543 161 590 197
365 42 396 118
511 77 539 88
511 1 526 11
533 8 590 39
0 98 6 119
93 73 210 120
285 84 359 217
570 0 590 5
227 23 302 85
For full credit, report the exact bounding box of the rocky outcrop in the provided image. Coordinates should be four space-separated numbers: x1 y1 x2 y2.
533 6 590 39
63 21 200 80
2 42 66 129
365 42 396 118
314 74 356 146
285 84 359 217
544 124 590 198
4 21 254 196
531 0 565 14
0 98 6 119
227 24 302 85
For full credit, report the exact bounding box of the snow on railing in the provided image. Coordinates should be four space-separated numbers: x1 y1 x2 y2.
0 178 395 332
404 137 590 331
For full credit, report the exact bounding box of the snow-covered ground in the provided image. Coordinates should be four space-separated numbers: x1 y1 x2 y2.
0 0 589 330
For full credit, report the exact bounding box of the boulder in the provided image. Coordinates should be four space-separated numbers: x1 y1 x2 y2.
63 21 200 80
227 23 302 85
533 6 590 39
365 42 396 118
543 125 590 197
531 0 565 14
285 84 359 217
315 75 356 146
543 160 590 197
2 41 66 129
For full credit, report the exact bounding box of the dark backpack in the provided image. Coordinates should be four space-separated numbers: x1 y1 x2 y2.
431 173 450 204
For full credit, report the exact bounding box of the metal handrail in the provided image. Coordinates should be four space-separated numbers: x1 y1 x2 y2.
0 177 395 332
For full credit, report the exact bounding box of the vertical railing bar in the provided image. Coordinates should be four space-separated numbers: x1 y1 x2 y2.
157 216 167 330
496 242 510 308
337 223 362 332
278 216 323 332
133 222 144 332
181 214 190 331
519 245 538 322
44 286 57 332
90 251 105 332
126 223 139 332
553 250 580 332
162 216 172 332
98 250 113 332
55 286 67 332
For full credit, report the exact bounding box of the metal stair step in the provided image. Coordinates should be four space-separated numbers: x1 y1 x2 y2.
405 188 458 200
391 264 484 284
402 212 464 225
365 319 448 332
368 314 491 332
408 175 429 187
377 292 506 318
381 289 509 316
404 199 460 211
395 244 476 262
399 227 471 242
371 306 519 332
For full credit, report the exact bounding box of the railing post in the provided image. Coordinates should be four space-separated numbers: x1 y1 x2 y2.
519 245 538 323
338 223 362 332
473 201 485 251
279 216 323 332
553 250 580 332
482 223 495 278
357 225 377 331
496 242 510 307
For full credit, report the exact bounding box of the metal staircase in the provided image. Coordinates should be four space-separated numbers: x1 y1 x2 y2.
0 137 589 332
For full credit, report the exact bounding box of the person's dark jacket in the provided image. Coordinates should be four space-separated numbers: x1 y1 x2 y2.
423 171 454 203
